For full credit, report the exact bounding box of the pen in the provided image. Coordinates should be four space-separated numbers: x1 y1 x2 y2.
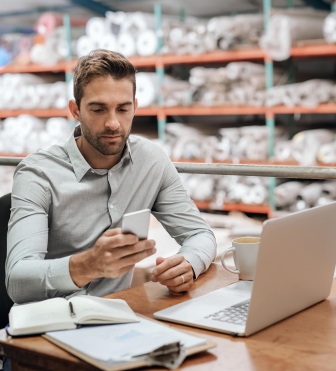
69 302 76 317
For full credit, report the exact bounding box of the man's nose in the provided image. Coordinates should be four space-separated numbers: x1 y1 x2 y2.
105 112 120 130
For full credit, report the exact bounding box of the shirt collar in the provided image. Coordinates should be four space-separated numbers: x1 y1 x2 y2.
65 125 133 182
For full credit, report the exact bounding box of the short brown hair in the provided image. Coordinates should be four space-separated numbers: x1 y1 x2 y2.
73 49 137 109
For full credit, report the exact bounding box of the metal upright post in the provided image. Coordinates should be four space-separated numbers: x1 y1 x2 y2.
63 14 75 127
263 0 276 211
154 4 166 141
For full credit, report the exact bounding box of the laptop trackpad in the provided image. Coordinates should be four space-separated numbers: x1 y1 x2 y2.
155 281 253 321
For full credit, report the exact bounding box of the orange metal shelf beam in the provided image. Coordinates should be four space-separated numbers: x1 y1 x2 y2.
136 104 336 116
271 104 336 114
3 43 336 75
1 105 336 119
291 43 336 58
0 61 77 74
162 49 265 65
0 108 70 118
194 200 271 215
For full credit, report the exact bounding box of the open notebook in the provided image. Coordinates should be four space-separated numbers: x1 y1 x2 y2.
8 295 138 336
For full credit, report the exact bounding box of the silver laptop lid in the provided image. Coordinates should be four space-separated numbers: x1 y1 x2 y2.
245 202 336 336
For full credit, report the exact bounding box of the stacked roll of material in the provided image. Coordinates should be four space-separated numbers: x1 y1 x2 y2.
265 80 336 108
135 73 193 108
179 173 269 205
0 73 69 110
31 25 86 64
207 14 264 51
274 129 335 166
190 63 282 107
260 9 327 61
0 115 71 155
324 12 336 43
275 180 336 211
76 11 161 58
165 123 285 163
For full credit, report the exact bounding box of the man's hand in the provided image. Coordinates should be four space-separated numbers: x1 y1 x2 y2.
70 228 156 287
151 255 194 292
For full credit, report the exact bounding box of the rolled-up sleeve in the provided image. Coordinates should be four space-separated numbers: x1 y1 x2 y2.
6 160 80 304
152 155 217 278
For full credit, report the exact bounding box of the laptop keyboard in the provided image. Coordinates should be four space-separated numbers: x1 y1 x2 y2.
204 300 250 326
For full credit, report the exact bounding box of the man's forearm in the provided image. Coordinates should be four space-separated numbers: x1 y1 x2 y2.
69 249 99 288
6 257 81 304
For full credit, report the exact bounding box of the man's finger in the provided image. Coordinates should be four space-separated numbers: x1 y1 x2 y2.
156 269 193 287
152 260 190 282
113 239 156 259
103 228 122 237
167 280 193 293
152 254 184 276
102 233 139 249
120 246 157 267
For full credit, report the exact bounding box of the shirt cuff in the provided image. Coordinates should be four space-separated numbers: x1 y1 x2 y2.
178 251 205 279
48 255 82 293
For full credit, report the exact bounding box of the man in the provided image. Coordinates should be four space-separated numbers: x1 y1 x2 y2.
6 49 216 305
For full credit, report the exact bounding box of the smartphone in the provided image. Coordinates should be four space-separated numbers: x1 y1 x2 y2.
121 209 150 240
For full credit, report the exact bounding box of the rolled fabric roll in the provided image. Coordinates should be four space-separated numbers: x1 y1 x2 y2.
324 12 336 43
50 81 68 109
245 140 268 161
19 85 39 110
16 114 44 140
36 84 53 109
214 136 231 161
117 32 136 57
226 62 265 81
292 129 335 166
30 43 60 65
135 72 158 108
136 29 158 56
3 117 17 137
293 182 323 211
275 181 304 208
86 17 108 41
184 174 214 201
275 140 295 162
46 117 71 142
260 14 325 61
76 35 97 57
317 141 336 164
98 33 118 51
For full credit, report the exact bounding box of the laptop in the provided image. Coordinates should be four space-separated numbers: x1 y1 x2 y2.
154 202 336 336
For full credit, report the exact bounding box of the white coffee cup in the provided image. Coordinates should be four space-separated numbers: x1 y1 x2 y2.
221 237 261 281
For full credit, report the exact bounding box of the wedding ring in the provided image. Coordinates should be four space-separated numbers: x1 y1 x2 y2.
181 275 185 284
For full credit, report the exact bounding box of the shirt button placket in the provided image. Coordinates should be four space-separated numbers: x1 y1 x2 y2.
108 170 115 223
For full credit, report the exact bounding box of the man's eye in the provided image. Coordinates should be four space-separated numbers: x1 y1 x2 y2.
93 109 103 112
119 109 128 112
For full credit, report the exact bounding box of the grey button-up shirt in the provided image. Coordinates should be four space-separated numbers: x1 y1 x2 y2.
6 126 216 304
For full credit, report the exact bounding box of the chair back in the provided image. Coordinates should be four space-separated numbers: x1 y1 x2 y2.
0 193 13 328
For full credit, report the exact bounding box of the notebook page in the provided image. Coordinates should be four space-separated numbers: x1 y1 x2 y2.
9 298 75 336
46 317 206 362
69 296 138 324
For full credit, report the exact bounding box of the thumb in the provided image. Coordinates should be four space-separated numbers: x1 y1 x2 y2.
156 256 165 266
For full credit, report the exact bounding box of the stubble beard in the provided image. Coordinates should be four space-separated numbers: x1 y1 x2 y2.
80 119 131 156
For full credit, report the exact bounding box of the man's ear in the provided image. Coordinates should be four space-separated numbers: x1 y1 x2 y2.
68 99 80 121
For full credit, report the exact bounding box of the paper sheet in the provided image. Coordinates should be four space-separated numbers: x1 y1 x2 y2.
46 317 206 362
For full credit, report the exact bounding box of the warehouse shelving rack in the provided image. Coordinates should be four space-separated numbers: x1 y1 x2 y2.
1 2 336 215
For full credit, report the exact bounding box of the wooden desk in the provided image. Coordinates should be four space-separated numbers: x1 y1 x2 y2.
1 263 336 371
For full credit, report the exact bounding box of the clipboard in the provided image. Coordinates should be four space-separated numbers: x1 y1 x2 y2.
43 314 216 371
